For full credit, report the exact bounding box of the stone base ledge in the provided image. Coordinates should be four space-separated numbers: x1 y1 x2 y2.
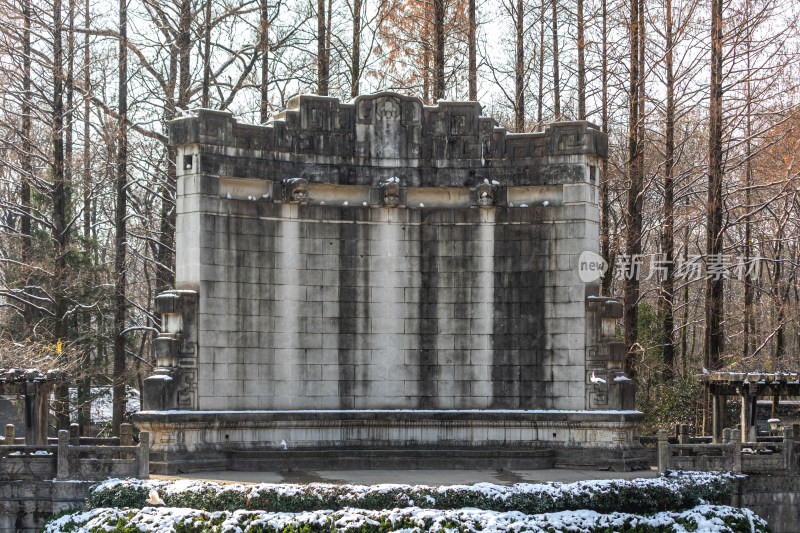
134 409 647 473
133 409 643 452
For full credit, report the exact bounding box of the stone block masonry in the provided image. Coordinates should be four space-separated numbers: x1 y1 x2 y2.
189 205 588 412
136 92 642 473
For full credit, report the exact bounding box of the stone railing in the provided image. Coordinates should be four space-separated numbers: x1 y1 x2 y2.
0 423 149 481
657 427 797 473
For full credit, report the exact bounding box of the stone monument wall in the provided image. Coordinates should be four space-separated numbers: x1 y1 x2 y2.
137 93 639 472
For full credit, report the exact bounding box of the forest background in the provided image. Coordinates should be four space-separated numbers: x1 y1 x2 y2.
0 0 798 436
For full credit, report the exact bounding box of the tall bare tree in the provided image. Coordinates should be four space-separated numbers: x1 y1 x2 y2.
514 0 525 131
468 0 477 101
20 0 32 333
705 0 724 373
318 0 329 94
351 0 362 97
433 0 445 101
660 0 675 379
576 0 586 120
52 0 70 430
551 0 560 120
112 0 129 436
624 0 642 375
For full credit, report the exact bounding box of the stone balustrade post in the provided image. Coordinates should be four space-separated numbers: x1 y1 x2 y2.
657 429 669 472
137 431 150 479
56 430 69 480
730 429 742 473
678 424 690 456
120 423 133 446
782 426 794 471
4 424 14 445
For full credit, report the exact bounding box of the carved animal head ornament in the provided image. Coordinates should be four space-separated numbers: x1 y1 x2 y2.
476 178 499 207
380 177 400 207
282 177 309 203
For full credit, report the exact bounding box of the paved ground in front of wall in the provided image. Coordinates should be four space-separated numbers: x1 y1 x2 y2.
153 467 660 486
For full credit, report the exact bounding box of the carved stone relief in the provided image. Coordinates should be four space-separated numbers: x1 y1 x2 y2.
283 178 309 203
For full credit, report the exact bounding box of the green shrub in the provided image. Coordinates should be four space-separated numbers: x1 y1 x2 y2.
87 472 737 516
43 504 770 533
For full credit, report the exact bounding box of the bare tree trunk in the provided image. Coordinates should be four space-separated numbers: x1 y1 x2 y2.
468 0 477 101
66 0 74 216
326 0 331 88
351 0 361 98
703 0 724 434
423 32 430 104
624 0 641 376
20 0 32 333
514 0 524 131
433 0 445 101
537 0 544 127
661 0 675 380
551 0 560 120
773 237 784 361
681 221 690 369
57 0 76 431
156 0 190 295
576 0 585 120
705 0 724 373
202 0 212 107
260 0 270 121
52 0 70 431
638 0 645 148
112 0 128 437
178 0 191 109
600 0 611 294
78 0 91 436
317 0 328 95
742 0 753 359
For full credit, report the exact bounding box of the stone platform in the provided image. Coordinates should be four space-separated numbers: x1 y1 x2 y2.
134 409 648 474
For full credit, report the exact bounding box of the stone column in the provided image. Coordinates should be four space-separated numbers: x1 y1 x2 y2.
712 393 722 443
24 382 51 445
739 389 757 443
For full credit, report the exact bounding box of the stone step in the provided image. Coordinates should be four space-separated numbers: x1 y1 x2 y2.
229 448 556 471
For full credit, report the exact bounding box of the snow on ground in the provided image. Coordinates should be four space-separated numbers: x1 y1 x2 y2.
63 386 140 422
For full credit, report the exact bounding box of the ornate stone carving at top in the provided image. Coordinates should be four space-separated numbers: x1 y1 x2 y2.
169 92 608 188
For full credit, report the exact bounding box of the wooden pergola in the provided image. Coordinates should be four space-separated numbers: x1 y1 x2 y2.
0 368 62 445
700 372 800 443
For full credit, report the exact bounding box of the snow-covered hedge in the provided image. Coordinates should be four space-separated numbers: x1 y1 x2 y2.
43 504 770 533
87 471 739 516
